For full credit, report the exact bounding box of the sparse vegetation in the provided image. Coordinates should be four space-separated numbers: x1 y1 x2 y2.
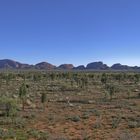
0 71 139 139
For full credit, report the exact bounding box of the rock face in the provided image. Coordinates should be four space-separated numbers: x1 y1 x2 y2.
35 62 56 70
0 59 140 71
0 59 30 69
74 65 86 70
111 63 131 70
58 64 74 70
86 61 109 70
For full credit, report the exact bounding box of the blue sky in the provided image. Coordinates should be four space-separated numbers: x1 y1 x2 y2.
0 0 140 66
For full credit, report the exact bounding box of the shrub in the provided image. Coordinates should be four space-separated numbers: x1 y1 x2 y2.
105 84 118 100
0 128 15 139
13 117 26 129
28 129 49 140
19 82 27 111
86 109 101 117
128 121 140 128
101 73 107 85
0 97 18 117
66 115 81 122
112 116 121 128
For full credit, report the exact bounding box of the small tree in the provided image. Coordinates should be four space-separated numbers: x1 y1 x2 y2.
5 74 10 86
101 73 107 85
19 83 27 111
70 79 74 88
0 97 18 117
115 74 122 84
134 74 140 84
41 93 47 110
126 89 131 99
105 84 117 100
138 93 140 98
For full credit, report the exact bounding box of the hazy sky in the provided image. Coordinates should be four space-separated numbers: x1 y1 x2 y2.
0 0 140 66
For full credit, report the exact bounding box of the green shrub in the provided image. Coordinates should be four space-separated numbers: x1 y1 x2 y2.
112 116 121 128
15 130 29 140
92 121 101 129
86 109 101 117
0 117 12 125
66 115 81 122
82 113 90 119
0 97 18 117
13 117 26 129
0 128 15 139
28 129 49 140
105 84 118 100
128 121 140 128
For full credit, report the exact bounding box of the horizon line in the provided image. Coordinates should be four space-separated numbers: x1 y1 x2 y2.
0 58 140 67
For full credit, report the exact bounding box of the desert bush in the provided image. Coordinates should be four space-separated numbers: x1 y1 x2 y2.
93 116 102 129
86 109 101 117
13 117 26 129
112 116 121 128
39 131 49 140
128 121 140 128
19 82 28 110
0 117 12 125
66 115 81 122
0 97 18 117
105 84 118 100
28 129 49 140
41 92 47 110
92 121 101 129
126 89 131 99
0 128 15 139
118 131 134 140
134 74 140 84
101 73 107 85
15 130 29 140
82 112 90 119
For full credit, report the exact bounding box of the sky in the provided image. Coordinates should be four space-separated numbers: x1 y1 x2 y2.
0 0 140 66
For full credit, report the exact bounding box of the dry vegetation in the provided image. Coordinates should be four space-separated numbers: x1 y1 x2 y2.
0 70 139 140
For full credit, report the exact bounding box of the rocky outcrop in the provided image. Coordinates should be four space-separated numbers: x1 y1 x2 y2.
74 65 86 70
111 63 132 70
58 64 74 70
0 59 30 69
0 59 140 71
35 62 56 70
86 61 109 70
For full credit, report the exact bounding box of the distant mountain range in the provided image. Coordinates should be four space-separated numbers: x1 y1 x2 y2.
0 59 140 71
